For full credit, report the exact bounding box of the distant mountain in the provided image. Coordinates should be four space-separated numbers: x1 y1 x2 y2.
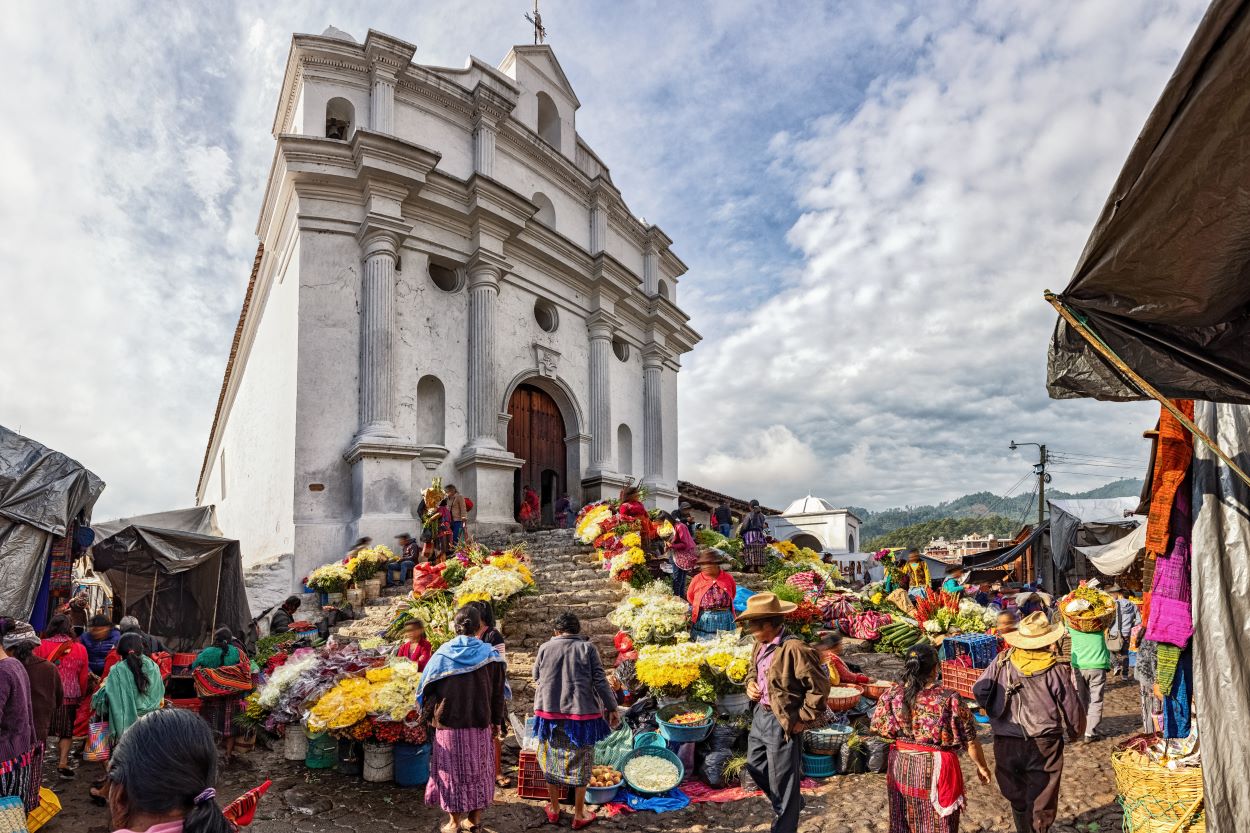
852 478 1143 546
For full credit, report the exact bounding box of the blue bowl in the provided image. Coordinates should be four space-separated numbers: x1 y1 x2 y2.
585 781 621 804
621 747 684 795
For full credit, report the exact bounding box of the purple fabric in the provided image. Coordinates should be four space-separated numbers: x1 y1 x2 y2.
424 727 495 814
0 658 36 764
1145 483 1194 648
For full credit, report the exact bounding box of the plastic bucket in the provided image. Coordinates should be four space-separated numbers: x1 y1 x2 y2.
345 588 364 607
585 782 621 804
394 742 431 787
337 739 363 776
632 732 666 750
801 752 837 779
716 692 750 715
363 742 394 783
284 727 309 761
305 732 336 769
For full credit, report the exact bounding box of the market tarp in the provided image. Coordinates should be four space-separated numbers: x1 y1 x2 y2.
1047 498 1138 575
92 505 221 542
91 524 250 652
962 522 1048 571
1075 521 1146 576
1046 0 1250 404
1191 402 1250 831
0 425 104 618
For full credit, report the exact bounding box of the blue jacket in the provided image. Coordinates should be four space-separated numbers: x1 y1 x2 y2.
81 628 121 675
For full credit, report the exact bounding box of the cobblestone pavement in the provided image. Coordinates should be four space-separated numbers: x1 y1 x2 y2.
55 656 1140 833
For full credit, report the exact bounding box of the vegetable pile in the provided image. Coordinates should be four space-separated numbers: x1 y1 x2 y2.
624 755 681 793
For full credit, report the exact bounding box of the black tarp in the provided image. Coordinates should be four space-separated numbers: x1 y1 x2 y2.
961 522 1048 571
1047 0 1250 403
91 524 250 652
1192 402 1250 831
0 425 104 618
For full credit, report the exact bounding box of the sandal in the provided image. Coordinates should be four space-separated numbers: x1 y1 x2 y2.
89 787 108 807
58 767 75 779
572 811 598 830
544 806 562 825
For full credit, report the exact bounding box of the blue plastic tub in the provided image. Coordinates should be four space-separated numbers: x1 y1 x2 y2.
394 742 431 787
621 747 685 795
656 703 714 743
633 731 667 750
801 752 837 778
585 781 622 804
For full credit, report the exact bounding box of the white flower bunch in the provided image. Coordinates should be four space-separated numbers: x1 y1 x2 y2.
257 651 320 710
609 583 691 645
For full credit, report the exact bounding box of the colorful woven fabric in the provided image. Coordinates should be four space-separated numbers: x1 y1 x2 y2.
1145 401 1193 558
1154 643 1181 696
538 726 596 787
1144 482 1193 648
1163 648 1192 739
424 727 494 814
692 609 737 642
199 696 240 739
47 529 75 614
0 748 34 813
886 748 961 833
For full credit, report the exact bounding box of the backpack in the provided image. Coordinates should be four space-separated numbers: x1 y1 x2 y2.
465 497 474 511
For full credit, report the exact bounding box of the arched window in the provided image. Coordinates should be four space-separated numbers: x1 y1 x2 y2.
326 97 354 140
532 192 556 228
791 533 823 553
534 298 559 333
657 279 671 300
417 375 446 445
848 531 858 553
536 92 561 150
617 425 633 475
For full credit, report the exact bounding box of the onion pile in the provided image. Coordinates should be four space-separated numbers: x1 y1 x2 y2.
624 756 680 793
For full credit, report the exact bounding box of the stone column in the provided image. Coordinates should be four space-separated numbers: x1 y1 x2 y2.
466 254 505 449
642 347 664 481
473 116 496 177
355 223 404 439
370 72 395 134
589 192 608 255
587 312 615 474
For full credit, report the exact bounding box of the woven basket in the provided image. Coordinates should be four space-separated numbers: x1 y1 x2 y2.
826 687 862 712
803 724 852 755
1112 749 1204 833
1063 608 1114 633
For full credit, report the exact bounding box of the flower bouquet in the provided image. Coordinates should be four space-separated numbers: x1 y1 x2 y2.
576 502 615 544
349 545 395 581
608 583 692 645
306 563 353 594
635 641 707 698
783 600 826 642
700 632 754 694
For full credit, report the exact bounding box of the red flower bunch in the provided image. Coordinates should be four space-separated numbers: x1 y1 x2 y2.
785 600 824 625
373 720 403 744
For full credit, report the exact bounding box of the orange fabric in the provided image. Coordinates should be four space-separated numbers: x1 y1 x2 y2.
1145 400 1194 558
686 570 737 622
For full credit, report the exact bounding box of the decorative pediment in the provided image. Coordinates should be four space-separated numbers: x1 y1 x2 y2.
533 343 561 378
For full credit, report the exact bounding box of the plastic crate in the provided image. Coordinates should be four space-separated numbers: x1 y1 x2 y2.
940 660 980 700
939 634 1000 669
517 750 569 802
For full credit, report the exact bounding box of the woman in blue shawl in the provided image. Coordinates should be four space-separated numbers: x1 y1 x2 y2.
416 606 508 833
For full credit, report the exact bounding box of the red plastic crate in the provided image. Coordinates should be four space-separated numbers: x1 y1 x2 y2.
940 660 980 700
517 750 570 802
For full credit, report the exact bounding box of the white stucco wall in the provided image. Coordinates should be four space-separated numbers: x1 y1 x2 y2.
205 241 300 570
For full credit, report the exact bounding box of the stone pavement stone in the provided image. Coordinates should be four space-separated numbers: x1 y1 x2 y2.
52 672 1140 833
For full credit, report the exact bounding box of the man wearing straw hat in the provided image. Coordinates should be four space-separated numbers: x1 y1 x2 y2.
740 593 829 833
974 612 1084 833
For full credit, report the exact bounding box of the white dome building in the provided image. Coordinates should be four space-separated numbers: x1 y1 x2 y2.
772 495 862 554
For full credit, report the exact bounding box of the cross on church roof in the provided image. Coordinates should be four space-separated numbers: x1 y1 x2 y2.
524 0 547 44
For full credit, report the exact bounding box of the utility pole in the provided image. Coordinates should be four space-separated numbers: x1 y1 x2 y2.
1010 441 1050 587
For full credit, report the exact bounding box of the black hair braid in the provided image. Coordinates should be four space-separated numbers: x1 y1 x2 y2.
900 642 939 723
116 633 150 695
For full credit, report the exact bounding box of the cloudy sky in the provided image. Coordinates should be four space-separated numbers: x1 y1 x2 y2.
1 0 1205 520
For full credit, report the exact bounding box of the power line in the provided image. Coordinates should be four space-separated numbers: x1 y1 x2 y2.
1048 450 1143 466
1017 483 1039 527
1046 459 1143 471
984 471 1034 515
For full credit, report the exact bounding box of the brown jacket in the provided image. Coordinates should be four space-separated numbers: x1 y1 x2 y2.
748 632 830 736
449 493 468 522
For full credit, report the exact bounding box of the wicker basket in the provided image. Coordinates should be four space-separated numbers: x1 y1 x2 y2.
1112 749 1204 833
1063 608 1114 633
861 681 891 699
803 724 853 755
826 686 862 712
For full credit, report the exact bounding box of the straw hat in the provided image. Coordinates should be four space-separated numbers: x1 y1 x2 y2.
734 592 796 622
1001 612 1066 650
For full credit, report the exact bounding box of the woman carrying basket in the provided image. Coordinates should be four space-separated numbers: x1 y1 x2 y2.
869 643 991 832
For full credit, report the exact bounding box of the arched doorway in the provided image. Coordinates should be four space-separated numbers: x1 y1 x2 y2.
507 384 567 526
791 533 824 553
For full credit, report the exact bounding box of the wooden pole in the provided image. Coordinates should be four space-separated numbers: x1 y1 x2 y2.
1045 292 1250 490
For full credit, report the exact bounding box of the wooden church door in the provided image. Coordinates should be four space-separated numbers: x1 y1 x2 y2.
506 384 567 523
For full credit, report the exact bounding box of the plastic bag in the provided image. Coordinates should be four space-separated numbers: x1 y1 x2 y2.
624 695 657 731
85 721 110 762
863 737 890 773
701 749 732 787
839 741 866 774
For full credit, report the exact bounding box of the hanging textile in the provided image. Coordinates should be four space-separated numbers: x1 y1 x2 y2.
1144 480 1193 649
1162 648 1193 739
1145 401 1194 558
47 525 75 613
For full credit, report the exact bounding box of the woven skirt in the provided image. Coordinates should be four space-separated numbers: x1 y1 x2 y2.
743 532 768 568
49 700 79 739
425 727 495 814
199 696 240 739
538 727 597 787
693 609 737 641
0 749 34 813
886 748 960 833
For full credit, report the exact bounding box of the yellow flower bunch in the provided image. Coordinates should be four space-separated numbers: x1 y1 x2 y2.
307 677 374 733
576 503 613 544
456 591 491 607
656 520 675 540
636 642 707 692
621 532 642 548
517 564 534 585
365 666 393 683
492 554 519 570
374 659 421 721
772 540 799 558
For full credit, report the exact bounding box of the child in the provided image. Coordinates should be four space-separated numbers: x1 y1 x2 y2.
397 619 432 670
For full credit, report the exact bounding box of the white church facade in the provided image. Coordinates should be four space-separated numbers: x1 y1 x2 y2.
195 27 699 587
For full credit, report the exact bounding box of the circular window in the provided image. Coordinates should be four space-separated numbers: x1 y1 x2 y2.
612 338 630 362
534 298 559 333
428 263 462 293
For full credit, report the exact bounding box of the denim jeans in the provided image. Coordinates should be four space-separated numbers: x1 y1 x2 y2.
386 560 414 586
452 521 466 544
717 523 733 537
670 556 690 599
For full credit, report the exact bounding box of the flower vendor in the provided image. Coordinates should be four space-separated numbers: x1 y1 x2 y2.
397 619 433 670
386 532 420 588
687 548 737 641
664 510 699 598
869 643 991 832
416 605 507 833
617 483 656 548
740 500 770 573
900 548 932 595
192 628 250 767
533 611 620 830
